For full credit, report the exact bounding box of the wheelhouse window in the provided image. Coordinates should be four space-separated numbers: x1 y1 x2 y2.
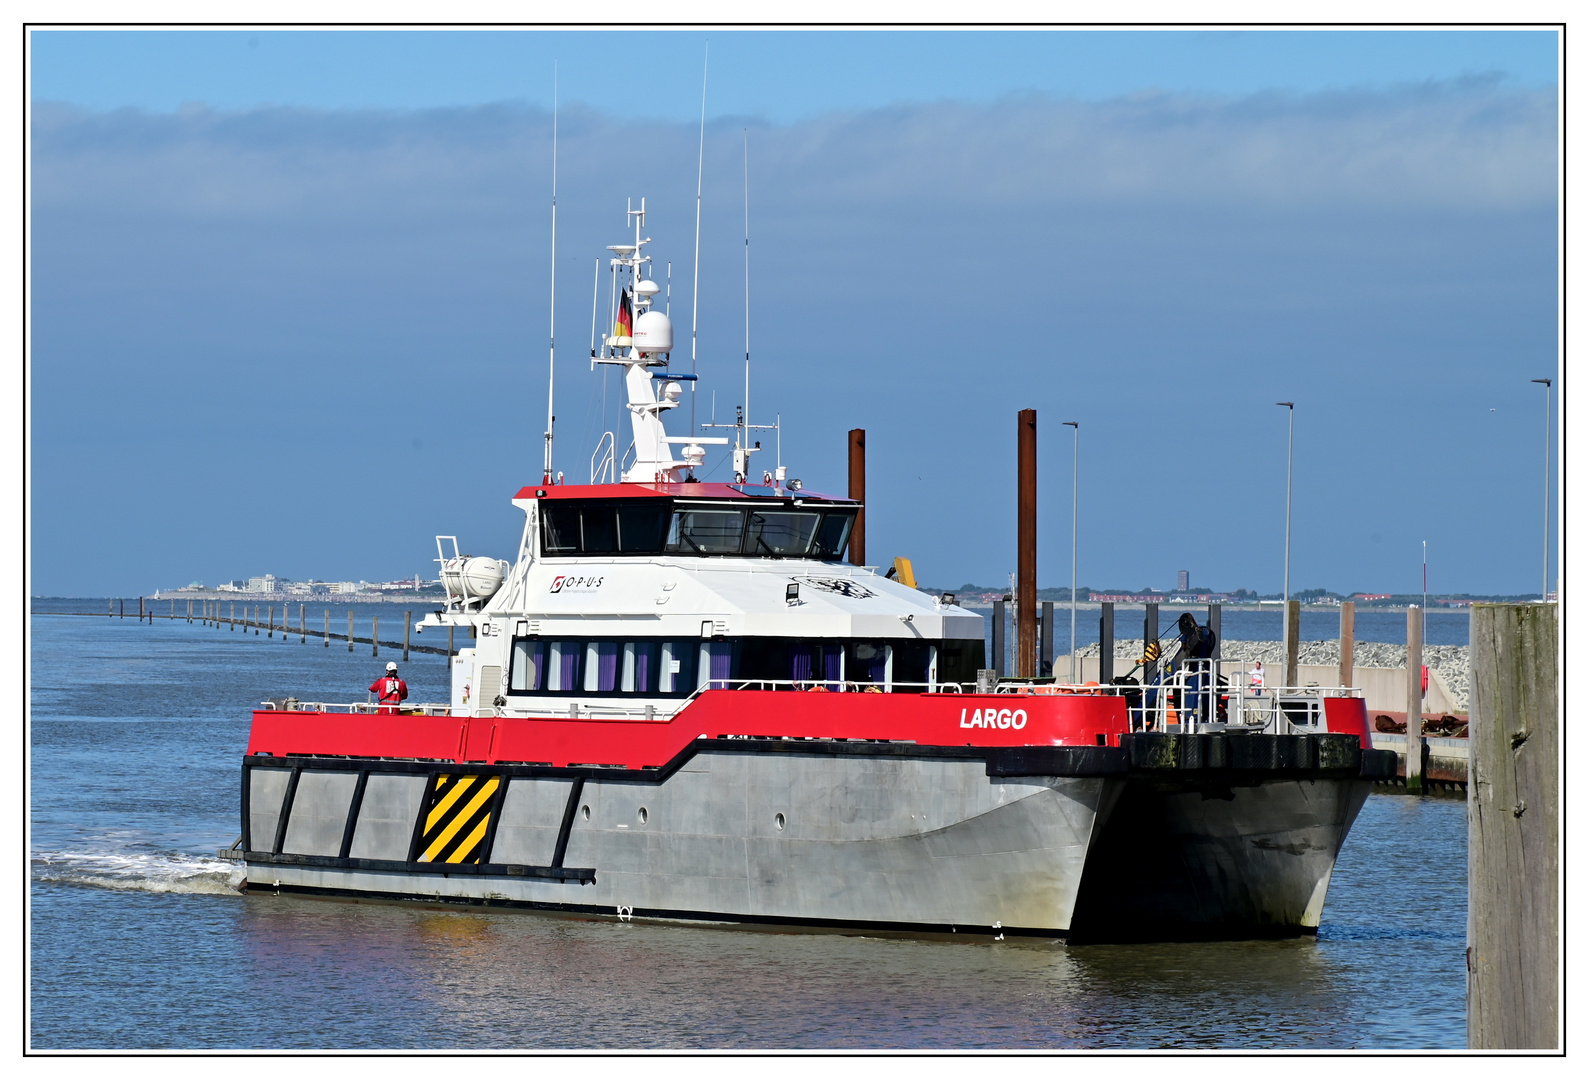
667 509 746 554
540 498 857 560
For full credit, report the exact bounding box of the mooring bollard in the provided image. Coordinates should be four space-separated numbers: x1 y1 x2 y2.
347 610 353 653
372 615 379 658
1468 601 1559 1048
404 610 411 662
1406 605 1424 793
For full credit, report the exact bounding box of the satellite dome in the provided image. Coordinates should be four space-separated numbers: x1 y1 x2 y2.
633 310 673 354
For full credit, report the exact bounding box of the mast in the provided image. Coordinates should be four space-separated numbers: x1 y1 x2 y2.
743 129 751 451
691 45 708 436
542 66 558 483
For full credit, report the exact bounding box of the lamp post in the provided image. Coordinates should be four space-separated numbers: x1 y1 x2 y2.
1063 421 1079 682
1532 378 1553 601
1277 401 1294 640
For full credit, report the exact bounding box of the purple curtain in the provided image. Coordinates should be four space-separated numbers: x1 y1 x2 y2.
526 641 545 690
634 643 654 693
710 642 733 686
823 645 842 689
866 647 887 684
597 642 618 691
559 643 580 692
790 647 813 684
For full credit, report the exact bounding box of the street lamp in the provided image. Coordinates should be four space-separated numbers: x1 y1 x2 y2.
1063 421 1079 682
1277 402 1294 639
1532 378 1553 602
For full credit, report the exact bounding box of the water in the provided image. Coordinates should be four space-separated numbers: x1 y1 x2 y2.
29 604 1468 1049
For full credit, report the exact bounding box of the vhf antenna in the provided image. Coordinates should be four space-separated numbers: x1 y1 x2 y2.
542 64 558 484
691 44 707 436
742 127 750 452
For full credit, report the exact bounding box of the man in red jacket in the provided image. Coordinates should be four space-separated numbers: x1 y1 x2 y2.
370 661 409 714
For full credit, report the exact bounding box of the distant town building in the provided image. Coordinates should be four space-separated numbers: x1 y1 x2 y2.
247 575 279 593
1177 570 1189 591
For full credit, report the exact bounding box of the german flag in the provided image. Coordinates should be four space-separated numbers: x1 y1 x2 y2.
614 288 633 339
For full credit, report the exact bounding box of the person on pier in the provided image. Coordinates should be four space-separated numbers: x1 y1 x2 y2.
370 661 409 715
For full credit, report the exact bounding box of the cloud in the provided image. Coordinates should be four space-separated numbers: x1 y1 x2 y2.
27 81 1559 595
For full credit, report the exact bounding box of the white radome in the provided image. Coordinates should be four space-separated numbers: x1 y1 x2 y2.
633 310 673 354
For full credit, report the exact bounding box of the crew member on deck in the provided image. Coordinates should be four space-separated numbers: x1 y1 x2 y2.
370 661 409 714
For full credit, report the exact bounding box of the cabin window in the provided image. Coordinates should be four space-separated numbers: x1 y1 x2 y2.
542 505 582 554
847 641 889 688
667 509 746 554
581 506 619 553
508 637 697 697
743 511 821 556
891 641 933 689
510 639 546 691
937 639 986 688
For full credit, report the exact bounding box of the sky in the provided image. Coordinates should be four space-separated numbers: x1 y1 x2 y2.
27 28 1561 597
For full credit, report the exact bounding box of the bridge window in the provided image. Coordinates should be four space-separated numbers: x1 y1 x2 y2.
667 509 746 554
743 511 821 556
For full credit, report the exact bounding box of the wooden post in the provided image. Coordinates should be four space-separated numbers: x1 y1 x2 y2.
1468 602 1559 1048
372 615 379 658
990 598 1006 677
1339 600 1355 687
447 625 454 663
348 610 354 653
255 605 260 635
847 428 866 566
404 611 411 662
187 598 192 623
1284 598 1300 686
1039 600 1054 679
1406 604 1424 793
1015 408 1038 678
267 604 273 639
109 598 114 617
230 601 235 630
1208 603 1222 660
300 603 306 644
1098 602 1114 684
1143 603 1159 686
324 609 330 648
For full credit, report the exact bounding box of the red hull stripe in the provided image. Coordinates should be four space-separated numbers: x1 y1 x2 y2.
246 690 1131 769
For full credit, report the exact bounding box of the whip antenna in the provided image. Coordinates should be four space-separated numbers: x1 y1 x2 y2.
691 43 707 435
743 128 750 448
542 64 558 483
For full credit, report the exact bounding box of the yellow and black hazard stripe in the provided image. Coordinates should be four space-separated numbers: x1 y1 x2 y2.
417 774 500 864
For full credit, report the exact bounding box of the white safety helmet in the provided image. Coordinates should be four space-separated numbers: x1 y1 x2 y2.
386 661 398 673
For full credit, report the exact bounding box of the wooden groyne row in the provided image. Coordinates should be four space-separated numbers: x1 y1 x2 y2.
80 597 458 660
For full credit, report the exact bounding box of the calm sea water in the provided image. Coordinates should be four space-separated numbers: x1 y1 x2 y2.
28 603 1468 1049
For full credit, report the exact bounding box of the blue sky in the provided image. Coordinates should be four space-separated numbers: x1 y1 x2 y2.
31 29 1559 121
28 28 1560 597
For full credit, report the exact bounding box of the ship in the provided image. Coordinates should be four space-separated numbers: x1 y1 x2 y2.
232 197 1394 942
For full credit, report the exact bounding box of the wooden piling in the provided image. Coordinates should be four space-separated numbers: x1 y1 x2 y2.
991 598 1006 677
1284 599 1300 686
170 599 175 619
1143 603 1159 687
231 601 235 630
300 604 306 644
267 604 273 639
187 599 192 623
848 428 866 566
324 609 330 648
404 611 411 662
1208 603 1222 660
1339 601 1355 687
447 625 454 663
1098 603 1114 684
1406 605 1425 793
372 615 379 658
1039 600 1054 679
254 605 260 635
1015 408 1038 679
347 610 353 652
1468 602 1559 1049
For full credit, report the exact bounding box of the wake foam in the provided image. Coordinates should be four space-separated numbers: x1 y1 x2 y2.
32 848 246 896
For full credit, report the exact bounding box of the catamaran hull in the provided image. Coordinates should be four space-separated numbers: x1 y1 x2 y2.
237 733 1393 940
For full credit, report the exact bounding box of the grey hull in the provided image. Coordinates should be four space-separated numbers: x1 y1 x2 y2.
239 733 1393 940
245 750 1115 934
